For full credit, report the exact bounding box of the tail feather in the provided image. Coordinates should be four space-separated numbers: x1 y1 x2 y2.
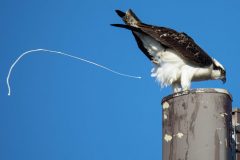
126 9 141 23
110 24 142 33
115 10 125 18
114 9 141 27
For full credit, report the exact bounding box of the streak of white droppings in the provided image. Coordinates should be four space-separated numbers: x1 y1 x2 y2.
163 102 169 110
164 134 172 142
6 49 142 96
164 114 168 120
220 113 228 117
176 132 184 138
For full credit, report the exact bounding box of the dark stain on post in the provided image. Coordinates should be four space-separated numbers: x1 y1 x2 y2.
189 99 200 138
185 124 189 160
215 130 220 160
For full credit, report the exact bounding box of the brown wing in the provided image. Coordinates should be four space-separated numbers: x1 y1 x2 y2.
138 23 213 67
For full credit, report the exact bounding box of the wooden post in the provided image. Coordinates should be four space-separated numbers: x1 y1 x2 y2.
161 88 232 160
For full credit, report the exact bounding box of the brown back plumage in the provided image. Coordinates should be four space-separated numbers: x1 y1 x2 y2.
112 9 214 67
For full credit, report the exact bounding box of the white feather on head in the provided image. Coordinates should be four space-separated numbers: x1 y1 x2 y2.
212 58 225 70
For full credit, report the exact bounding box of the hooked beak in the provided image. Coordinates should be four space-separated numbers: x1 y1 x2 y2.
222 77 226 84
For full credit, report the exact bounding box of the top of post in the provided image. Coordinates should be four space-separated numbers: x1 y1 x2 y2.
162 88 232 104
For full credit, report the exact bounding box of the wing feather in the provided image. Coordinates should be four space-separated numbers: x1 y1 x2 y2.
138 23 213 67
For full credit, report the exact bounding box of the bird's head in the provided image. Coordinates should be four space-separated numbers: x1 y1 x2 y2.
212 58 226 83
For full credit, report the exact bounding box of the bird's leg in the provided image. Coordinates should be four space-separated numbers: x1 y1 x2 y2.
172 83 181 93
180 68 194 91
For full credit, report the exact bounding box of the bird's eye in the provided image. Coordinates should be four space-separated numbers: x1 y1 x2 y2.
213 65 218 70
221 69 226 75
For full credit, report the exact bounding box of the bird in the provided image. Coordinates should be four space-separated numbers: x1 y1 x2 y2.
111 9 226 93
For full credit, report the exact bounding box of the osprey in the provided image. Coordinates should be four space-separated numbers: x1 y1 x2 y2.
111 9 226 93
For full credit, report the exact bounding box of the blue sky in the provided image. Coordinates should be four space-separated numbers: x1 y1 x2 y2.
0 0 240 160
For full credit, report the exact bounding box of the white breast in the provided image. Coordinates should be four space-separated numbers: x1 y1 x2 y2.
151 49 185 87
